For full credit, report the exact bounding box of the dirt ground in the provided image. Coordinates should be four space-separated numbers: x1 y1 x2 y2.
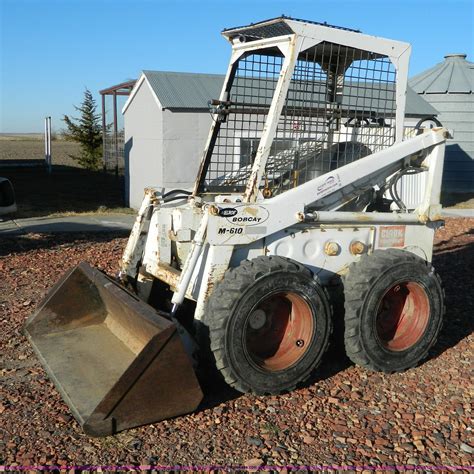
0 218 472 470
0 135 81 167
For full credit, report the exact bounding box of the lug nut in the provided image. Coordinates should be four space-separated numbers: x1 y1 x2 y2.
324 241 340 256
350 240 366 255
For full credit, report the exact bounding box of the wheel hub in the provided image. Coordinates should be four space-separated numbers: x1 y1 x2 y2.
376 281 430 351
245 292 314 371
248 309 267 330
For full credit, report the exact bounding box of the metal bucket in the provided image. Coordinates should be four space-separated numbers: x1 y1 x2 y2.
24 262 203 437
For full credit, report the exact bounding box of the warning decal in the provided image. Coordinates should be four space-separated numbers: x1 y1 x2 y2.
378 225 406 248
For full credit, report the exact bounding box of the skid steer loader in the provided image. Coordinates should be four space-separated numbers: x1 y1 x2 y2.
25 17 448 436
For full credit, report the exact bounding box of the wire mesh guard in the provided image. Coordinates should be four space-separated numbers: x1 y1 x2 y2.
200 41 397 196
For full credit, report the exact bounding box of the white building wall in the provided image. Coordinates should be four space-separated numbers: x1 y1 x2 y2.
161 110 212 189
124 81 163 209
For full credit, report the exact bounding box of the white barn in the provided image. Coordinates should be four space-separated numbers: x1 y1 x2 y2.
123 70 438 209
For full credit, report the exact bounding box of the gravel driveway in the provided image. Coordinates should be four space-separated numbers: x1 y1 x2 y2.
1 219 473 469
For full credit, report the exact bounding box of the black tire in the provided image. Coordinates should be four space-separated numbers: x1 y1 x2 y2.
201 256 332 395
344 249 444 372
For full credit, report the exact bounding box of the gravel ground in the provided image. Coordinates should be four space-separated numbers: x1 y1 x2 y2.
1 219 473 470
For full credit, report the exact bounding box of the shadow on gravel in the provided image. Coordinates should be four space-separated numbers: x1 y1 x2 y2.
194 333 353 413
193 338 353 414
0 231 129 257
430 241 474 359
195 369 242 413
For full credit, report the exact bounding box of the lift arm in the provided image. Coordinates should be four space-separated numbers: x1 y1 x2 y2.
206 129 447 245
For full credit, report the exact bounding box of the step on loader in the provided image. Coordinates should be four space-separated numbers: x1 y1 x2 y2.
25 17 448 436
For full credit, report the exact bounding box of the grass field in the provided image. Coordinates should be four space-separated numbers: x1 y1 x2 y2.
0 135 129 218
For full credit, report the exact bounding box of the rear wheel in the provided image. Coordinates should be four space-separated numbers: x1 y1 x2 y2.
344 249 444 372
203 256 332 395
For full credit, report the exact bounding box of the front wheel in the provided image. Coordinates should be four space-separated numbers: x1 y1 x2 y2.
202 256 332 395
344 249 444 372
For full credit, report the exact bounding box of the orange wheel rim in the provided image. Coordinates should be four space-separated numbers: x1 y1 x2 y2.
245 292 314 371
376 281 430 351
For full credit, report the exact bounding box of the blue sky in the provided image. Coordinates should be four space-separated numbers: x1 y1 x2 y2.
1 0 473 133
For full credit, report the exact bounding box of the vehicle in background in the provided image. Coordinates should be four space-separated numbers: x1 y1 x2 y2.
0 177 17 216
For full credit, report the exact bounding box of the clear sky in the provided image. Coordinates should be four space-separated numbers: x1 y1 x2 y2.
1 0 473 133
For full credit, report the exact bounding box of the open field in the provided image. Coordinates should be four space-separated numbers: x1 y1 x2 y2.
0 218 472 469
0 135 81 168
0 133 44 140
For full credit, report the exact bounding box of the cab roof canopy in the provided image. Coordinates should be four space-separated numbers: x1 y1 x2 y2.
221 16 361 42
221 16 410 62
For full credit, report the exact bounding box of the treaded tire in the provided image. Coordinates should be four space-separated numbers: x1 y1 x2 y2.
201 256 332 395
344 249 444 372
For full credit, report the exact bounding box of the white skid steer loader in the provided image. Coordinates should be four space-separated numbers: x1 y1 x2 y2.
26 17 447 436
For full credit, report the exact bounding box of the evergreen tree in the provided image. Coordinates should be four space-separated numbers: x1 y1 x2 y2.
62 88 103 170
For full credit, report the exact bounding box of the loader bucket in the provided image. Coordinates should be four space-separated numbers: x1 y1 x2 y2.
24 262 203 437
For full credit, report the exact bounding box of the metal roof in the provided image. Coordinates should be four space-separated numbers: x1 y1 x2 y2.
139 70 437 117
99 79 136 96
405 89 438 116
143 70 223 110
409 54 474 94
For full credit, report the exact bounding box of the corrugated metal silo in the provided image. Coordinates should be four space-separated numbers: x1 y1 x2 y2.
409 54 474 193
